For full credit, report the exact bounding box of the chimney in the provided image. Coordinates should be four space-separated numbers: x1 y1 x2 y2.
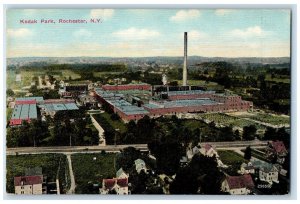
183 32 188 86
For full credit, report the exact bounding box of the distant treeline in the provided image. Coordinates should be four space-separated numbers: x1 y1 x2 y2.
9 63 127 73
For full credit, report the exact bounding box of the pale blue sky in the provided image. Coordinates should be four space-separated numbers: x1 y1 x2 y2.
6 9 291 58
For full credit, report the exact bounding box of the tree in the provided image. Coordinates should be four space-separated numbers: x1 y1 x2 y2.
170 154 224 194
243 125 257 140
244 146 252 160
116 147 141 171
110 113 120 121
6 89 14 97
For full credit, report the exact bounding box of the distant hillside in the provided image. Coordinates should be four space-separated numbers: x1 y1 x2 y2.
7 56 290 68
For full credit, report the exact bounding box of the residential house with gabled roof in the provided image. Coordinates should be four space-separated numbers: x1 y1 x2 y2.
199 144 219 158
221 174 255 195
134 159 147 174
266 140 288 164
100 178 129 195
258 163 279 184
14 175 45 195
240 162 256 175
116 168 129 179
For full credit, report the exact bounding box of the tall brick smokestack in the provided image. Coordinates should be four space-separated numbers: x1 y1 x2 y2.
182 32 188 86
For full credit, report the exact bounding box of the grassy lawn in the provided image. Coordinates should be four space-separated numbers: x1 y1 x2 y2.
71 153 116 194
6 108 13 122
95 112 127 133
93 71 122 77
218 150 247 176
265 74 290 84
199 113 263 129
182 119 210 130
6 154 69 194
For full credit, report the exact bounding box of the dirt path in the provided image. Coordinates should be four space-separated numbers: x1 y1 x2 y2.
66 154 76 194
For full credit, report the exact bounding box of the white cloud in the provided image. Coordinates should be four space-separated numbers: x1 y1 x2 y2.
170 10 200 22
73 29 92 38
7 28 33 38
90 9 114 20
215 9 234 16
112 27 160 40
230 26 269 38
189 30 208 40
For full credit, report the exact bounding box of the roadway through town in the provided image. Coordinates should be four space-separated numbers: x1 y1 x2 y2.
6 140 268 155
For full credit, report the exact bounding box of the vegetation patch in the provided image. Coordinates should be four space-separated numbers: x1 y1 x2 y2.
71 153 116 194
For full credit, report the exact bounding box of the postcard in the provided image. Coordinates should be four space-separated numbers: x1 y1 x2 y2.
5 8 291 196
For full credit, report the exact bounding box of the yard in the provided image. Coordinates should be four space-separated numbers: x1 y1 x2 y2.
218 150 247 176
6 154 69 194
71 153 117 194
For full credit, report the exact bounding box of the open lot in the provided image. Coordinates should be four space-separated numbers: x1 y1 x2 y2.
71 153 116 194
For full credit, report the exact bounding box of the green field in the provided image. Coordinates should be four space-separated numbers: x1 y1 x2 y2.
248 113 289 126
218 150 247 176
6 108 13 122
71 153 116 194
94 112 127 133
6 69 81 90
199 113 263 129
265 74 290 84
176 79 219 86
6 154 69 194
93 71 122 77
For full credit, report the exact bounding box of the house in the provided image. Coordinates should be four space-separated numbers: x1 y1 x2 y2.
221 174 255 195
77 94 98 108
199 144 219 158
116 168 129 179
134 159 147 174
186 146 200 160
266 140 288 164
99 178 129 195
240 162 256 175
158 174 173 194
258 163 279 184
14 175 45 195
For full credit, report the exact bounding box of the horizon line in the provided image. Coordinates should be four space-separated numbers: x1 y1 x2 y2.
7 55 291 59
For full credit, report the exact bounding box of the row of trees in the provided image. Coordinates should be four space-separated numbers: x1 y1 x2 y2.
7 110 99 147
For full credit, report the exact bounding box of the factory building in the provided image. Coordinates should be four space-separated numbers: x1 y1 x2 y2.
9 97 43 126
94 89 149 122
102 83 152 91
39 99 79 117
94 87 253 122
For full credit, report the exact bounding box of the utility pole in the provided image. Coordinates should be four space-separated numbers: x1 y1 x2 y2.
69 134 72 147
115 129 119 146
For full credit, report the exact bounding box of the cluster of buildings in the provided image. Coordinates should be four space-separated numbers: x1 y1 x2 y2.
93 85 253 122
9 96 79 126
100 159 148 195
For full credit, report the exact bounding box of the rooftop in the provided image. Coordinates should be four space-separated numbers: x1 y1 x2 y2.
226 174 254 190
144 99 219 109
167 90 215 96
16 97 44 103
44 103 79 112
14 175 43 186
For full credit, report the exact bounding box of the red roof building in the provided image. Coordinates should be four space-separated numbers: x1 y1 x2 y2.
100 178 129 195
14 175 44 195
221 174 254 195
